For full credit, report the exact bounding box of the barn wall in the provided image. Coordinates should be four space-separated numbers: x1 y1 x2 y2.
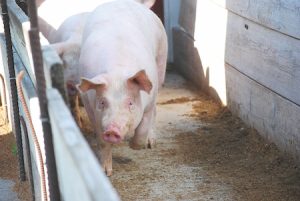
163 0 180 62
170 0 300 162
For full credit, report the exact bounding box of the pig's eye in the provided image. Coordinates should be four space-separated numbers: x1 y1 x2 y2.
129 101 134 111
97 98 107 110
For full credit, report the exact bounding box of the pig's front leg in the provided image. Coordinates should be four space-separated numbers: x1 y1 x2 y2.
130 104 156 150
97 140 113 176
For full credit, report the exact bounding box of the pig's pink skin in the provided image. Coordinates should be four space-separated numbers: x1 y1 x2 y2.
38 0 167 176
77 0 167 176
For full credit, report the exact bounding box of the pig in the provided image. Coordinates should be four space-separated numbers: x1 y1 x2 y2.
38 0 167 176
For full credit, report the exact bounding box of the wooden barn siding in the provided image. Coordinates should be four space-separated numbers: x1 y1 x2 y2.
172 0 300 160
226 64 300 161
212 0 300 40
225 11 300 106
0 35 43 201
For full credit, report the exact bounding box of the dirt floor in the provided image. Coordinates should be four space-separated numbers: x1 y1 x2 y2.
1 70 300 201
0 108 32 201
82 70 300 201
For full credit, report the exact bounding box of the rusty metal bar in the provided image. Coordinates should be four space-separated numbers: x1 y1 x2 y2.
0 0 26 181
26 0 61 200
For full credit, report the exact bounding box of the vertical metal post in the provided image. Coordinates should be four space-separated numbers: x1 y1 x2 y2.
0 0 26 182
26 0 61 200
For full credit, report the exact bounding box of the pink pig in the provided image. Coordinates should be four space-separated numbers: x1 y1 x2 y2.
38 0 167 176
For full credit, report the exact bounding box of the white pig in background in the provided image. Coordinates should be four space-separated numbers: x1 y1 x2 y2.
37 0 167 176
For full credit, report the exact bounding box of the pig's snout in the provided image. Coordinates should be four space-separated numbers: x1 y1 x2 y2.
103 127 122 144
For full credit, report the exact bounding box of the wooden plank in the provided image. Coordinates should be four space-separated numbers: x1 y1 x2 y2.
7 1 68 102
7 0 35 82
0 34 44 200
42 46 67 102
225 11 300 106
13 47 46 201
226 64 300 162
212 0 300 39
47 88 120 201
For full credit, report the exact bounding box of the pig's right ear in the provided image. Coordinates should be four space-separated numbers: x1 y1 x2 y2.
76 77 107 93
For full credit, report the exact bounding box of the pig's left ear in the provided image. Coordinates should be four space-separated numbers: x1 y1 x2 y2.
76 77 107 93
128 70 153 94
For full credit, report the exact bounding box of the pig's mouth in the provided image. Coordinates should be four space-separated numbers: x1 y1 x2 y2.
102 128 123 144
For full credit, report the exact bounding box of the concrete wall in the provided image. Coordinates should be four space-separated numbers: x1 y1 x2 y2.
169 0 300 162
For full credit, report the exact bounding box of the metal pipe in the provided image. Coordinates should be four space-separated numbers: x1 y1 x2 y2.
26 0 61 200
0 0 26 181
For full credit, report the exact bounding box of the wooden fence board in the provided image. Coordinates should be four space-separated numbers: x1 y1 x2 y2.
226 64 300 162
225 11 300 105
7 0 35 82
212 0 300 39
0 33 44 200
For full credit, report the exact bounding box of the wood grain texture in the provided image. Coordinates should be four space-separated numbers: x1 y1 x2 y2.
212 0 300 39
42 46 67 102
226 64 300 162
225 11 300 105
48 89 120 201
0 34 44 200
7 0 35 82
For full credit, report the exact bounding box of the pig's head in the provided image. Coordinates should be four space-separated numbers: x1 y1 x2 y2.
77 70 152 144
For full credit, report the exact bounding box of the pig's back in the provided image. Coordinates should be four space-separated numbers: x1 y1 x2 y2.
80 0 164 81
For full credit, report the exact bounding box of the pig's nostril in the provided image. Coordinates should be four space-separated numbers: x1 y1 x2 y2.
103 131 121 143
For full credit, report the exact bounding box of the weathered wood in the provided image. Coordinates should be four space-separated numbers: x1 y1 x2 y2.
0 34 44 200
14 47 46 201
7 0 68 102
7 0 34 82
212 0 300 39
226 64 300 162
225 11 300 106
42 46 67 102
47 89 120 201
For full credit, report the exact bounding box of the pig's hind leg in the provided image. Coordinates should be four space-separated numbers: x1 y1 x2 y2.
130 105 156 150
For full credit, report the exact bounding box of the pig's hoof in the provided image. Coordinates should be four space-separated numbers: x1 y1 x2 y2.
105 167 113 177
147 138 156 149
